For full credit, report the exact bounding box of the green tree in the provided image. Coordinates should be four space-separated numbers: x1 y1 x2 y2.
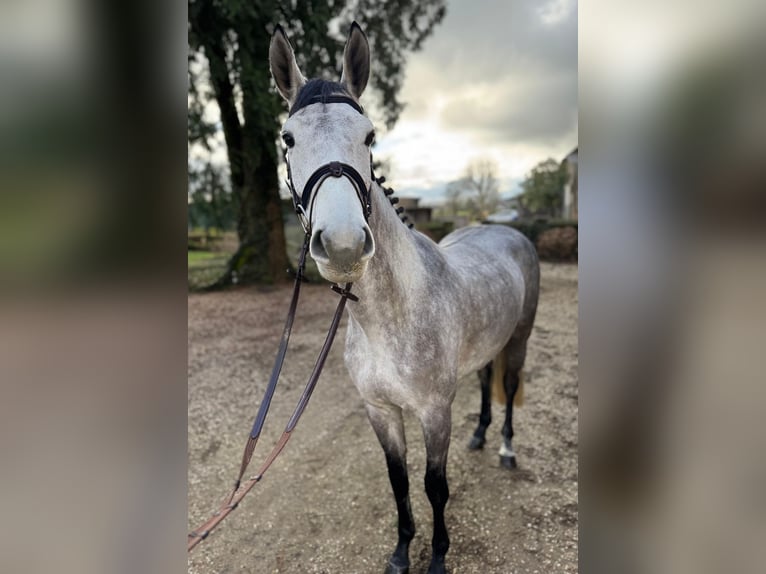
188 162 237 232
519 158 567 218
189 1 446 285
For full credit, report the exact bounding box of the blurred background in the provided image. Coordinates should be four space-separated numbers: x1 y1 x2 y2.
0 1 188 573
580 2 766 573
2 0 766 572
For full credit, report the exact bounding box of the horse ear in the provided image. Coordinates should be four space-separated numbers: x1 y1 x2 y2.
341 22 370 100
269 25 306 104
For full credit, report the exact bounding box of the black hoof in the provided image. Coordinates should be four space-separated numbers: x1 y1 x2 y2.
500 454 517 469
384 560 409 574
426 559 447 574
467 435 485 450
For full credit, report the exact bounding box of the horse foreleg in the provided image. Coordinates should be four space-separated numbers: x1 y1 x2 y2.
419 405 451 574
365 403 415 574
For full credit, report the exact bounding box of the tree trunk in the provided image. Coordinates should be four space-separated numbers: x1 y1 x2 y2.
199 15 289 287
228 142 290 285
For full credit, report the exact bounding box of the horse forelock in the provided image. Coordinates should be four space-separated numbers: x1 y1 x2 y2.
289 79 354 116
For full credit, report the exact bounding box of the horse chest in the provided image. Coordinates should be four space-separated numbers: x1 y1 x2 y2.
343 316 455 407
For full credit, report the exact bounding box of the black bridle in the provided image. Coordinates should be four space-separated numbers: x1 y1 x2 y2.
284 94 374 234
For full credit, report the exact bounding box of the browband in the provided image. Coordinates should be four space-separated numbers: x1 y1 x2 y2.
289 94 364 117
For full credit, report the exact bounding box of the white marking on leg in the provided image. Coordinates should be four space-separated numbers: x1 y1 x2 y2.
498 442 516 458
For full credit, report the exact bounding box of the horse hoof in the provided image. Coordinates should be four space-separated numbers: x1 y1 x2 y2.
384 560 409 574
467 436 485 450
500 454 517 469
426 560 447 574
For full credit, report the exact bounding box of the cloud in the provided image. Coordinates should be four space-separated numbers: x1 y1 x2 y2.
394 0 577 146
370 0 577 195
440 70 578 145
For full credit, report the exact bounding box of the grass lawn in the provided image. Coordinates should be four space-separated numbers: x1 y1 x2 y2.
188 250 227 265
188 250 230 290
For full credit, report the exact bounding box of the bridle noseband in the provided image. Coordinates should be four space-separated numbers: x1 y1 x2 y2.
284 94 374 234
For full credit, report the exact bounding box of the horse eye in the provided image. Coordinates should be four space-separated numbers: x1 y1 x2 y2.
282 132 295 148
365 130 375 146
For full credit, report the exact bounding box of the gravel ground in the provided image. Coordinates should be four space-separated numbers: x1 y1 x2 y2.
188 262 578 573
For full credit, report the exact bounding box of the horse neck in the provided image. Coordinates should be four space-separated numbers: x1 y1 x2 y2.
350 182 426 315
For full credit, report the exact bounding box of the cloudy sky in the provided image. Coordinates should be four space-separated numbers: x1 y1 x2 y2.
191 0 577 206
369 0 578 204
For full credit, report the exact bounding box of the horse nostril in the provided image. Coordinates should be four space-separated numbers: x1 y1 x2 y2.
311 226 373 269
310 230 330 262
361 226 375 260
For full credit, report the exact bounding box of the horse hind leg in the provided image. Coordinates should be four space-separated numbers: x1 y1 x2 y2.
365 403 415 574
498 331 531 470
468 364 493 450
498 251 540 469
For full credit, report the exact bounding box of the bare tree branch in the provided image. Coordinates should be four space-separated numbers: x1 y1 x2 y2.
448 159 501 221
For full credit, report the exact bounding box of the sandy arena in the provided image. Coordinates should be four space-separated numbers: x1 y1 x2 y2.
188 262 577 573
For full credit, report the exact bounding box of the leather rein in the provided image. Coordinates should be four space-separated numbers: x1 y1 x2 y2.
188 94 372 552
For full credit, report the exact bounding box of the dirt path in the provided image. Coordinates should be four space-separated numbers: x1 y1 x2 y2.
188 263 578 573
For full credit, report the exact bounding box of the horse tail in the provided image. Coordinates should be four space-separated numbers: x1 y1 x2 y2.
491 352 507 404
491 351 525 407
514 371 525 407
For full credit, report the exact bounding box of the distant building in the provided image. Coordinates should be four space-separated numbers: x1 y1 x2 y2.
398 197 432 225
438 214 470 229
562 147 578 219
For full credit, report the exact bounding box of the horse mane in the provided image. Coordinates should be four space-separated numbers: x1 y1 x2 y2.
374 175 413 229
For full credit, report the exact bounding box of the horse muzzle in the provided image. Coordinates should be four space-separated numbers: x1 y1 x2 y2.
310 223 375 282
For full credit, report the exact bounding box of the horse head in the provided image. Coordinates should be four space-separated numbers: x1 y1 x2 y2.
270 23 376 284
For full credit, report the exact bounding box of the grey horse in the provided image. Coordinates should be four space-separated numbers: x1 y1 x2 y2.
270 22 540 574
